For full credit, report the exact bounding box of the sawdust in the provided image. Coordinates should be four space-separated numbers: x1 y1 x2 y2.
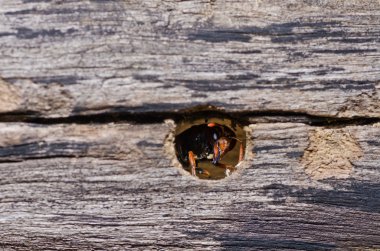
302 128 363 180
0 78 21 113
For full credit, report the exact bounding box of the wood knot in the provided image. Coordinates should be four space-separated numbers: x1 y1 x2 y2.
302 128 363 180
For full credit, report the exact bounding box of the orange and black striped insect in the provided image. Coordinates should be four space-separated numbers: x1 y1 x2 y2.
175 122 244 178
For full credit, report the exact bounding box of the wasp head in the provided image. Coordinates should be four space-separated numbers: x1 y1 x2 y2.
212 137 231 165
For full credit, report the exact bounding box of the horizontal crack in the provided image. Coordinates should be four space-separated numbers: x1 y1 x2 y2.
0 109 379 127
0 155 127 163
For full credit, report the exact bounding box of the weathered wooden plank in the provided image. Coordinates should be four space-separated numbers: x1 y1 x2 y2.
0 0 379 118
0 0 379 249
0 123 165 161
0 122 379 249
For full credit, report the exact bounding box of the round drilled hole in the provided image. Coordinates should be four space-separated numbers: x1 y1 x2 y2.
174 116 246 180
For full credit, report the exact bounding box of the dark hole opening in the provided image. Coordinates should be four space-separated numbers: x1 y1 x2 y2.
174 116 246 180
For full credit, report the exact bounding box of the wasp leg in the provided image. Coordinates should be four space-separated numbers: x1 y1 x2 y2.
188 151 197 176
238 142 244 163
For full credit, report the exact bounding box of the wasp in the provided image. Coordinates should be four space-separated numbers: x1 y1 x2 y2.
175 122 244 178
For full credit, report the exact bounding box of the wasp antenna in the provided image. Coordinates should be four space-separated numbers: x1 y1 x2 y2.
229 137 244 142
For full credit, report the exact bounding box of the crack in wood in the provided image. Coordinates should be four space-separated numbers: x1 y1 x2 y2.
1 109 380 128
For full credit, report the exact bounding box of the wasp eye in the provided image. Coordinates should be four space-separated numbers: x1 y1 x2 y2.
213 133 217 140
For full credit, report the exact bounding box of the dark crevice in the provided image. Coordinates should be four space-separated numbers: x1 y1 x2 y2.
0 155 129 163
0 155 85 163
0 109 380 127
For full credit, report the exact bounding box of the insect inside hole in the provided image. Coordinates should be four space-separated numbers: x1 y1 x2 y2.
175 122 244 178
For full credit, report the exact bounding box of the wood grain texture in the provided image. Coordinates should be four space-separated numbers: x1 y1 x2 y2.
0 122 379 250
1 0 380 249
0 0 379 118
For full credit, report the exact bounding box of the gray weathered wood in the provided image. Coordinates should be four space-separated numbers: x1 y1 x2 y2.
1 0 380 249
0 0 380 118
0 122 379 250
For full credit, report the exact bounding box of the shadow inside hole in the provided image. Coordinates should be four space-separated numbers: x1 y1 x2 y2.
174 117 246 180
